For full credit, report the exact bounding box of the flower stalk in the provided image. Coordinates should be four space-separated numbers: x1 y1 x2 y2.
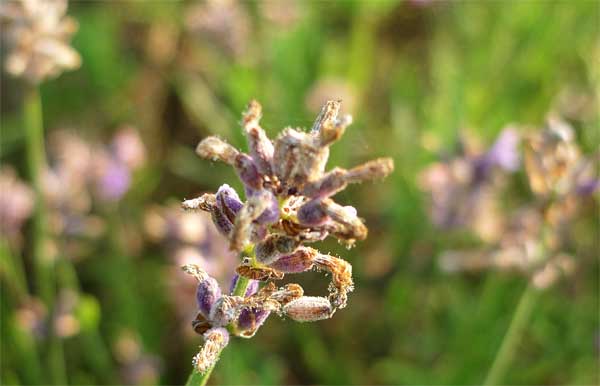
24 87 54 307
483 283 539 385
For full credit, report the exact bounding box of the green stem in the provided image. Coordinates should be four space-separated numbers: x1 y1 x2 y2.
57 257 115 383
185 265 251 386
24 86 68 384
47 335 68 385
24 87 54 308
231 274 250 297
0 242 28 303
185 366 214 386
10 319 44 384
483 283 539 385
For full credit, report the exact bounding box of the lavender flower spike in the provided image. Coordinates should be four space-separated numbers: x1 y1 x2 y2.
184 99 394 376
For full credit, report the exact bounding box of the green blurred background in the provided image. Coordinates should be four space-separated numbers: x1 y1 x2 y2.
1 0 598 385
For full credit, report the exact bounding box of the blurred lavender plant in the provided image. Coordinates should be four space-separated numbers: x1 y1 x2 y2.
185 0 250 59
181 100 394 377
112 329 161 385
419 128 520 241
0 0 81 83
423 117 598 289
259 0 303 30
0 166 34 247
42 127 146 257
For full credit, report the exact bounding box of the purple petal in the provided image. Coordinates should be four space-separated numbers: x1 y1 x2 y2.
297 199 329 226
196 277 222 318
210 206 234 236
486 128 520 172
248 190 279 225
236 308 270 336
576 179 600 196
216 184 243 223
269 248 314 273
235 154 262 191
97 160 131 201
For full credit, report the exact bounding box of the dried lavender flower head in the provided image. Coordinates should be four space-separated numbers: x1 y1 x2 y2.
435 114 598 290
0 0 81 83
524 116 597 198
182 99 394 373
188 99 394 251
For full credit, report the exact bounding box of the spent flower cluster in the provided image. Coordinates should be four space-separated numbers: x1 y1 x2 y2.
181 100 394 373
422 117 598 289
0 0 80 83
419 128 520 241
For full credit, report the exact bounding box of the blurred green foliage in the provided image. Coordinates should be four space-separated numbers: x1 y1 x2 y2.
1 0 598 385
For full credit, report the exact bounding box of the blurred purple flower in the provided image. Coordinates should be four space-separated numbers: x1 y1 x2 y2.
0 166 34 242
111 126 146 170
576 179 600 196
94 127 146 202
185 0 250 58
96 159 131 202
484 128 521 172
420 128 519 236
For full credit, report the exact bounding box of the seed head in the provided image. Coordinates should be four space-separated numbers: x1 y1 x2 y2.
283 296 332 322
